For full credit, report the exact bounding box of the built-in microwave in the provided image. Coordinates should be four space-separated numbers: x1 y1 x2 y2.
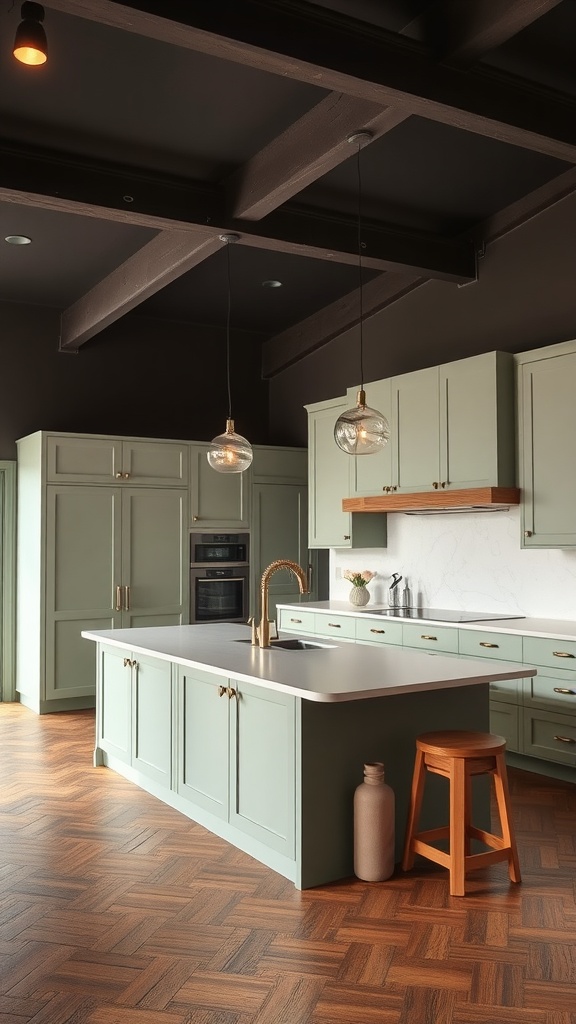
190 532 249 567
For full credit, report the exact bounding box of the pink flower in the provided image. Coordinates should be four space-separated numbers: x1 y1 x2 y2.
343 569 376 587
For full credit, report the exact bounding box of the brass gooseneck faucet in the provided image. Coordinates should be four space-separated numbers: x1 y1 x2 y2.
251 559 309 648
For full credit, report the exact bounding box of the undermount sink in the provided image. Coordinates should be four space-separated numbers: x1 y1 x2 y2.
235 638 336 651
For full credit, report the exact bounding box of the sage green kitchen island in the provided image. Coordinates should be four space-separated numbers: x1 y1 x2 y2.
82 623 535 889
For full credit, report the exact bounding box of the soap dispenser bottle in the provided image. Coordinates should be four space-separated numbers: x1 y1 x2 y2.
388 573 402 608
401 578 411 609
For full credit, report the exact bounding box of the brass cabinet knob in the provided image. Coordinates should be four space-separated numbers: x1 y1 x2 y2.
226 687 237 699
343 535 350 540
123 472 130 479
524 530 532 537
115 472 123 479
217 685 226 697
432 482 439 489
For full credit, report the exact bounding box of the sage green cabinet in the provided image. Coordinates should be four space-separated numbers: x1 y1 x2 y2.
97 643 172 786
306 396 386 549
189 443 250 529
17 430 188 714
46 433 188 485
517 341 576 548
176 667 295 857
390 352 514 493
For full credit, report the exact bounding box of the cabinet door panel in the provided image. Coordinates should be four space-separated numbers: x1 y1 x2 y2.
190 445 249 528
441 354 510 488
123 441 188 485
251 482 308 618
46 436 122 483
49 615 114 700
177 667 229 819
133 654 172 786
308 398 352 548
121 489 187 624
520 353 576 546
99 645 131 762
230 680 295 856
348 379 393 495
391 367 440 491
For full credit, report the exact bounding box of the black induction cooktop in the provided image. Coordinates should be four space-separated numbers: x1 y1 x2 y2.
367 608 525 623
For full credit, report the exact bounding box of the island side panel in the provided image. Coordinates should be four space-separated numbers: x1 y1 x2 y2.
297 683 490 890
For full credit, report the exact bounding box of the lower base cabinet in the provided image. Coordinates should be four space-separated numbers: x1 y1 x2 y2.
176 667 296 857
97 644 172 786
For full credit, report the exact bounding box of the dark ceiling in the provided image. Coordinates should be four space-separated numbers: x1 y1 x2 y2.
1 0 576 375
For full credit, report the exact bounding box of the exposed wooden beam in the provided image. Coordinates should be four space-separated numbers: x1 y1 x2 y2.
0 143 475 282
226 94 410 220
46 0 576 162
59 230 220 351
261 270 425 378
406 0 564 65
434 0 561 65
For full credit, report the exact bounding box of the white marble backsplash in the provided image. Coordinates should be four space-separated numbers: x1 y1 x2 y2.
329 507 576 620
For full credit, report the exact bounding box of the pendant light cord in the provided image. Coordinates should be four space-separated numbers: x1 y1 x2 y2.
356 139 365 391
225 240 233 422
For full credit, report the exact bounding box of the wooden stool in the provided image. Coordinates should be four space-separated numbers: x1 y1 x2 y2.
401 730 521 896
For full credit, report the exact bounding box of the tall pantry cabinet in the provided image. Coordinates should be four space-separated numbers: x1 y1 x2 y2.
16 432 189 714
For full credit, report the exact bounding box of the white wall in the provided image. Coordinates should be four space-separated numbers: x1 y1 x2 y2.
330 506 576 618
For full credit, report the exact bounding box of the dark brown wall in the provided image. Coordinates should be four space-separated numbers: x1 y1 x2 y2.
268 190 576 447
0 304 268 460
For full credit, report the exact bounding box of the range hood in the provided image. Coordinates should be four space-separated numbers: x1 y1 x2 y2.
342 487 521 515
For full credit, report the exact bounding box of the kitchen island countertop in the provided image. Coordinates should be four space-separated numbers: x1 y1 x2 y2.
82 622 535 703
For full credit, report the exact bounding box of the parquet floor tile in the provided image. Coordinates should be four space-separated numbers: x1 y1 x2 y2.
1 703 576 1022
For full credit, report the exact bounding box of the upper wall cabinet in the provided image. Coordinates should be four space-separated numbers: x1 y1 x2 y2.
46 434 188 485
189 443 250 529
306 396 387 549
517 340 576 548
390 351 515 493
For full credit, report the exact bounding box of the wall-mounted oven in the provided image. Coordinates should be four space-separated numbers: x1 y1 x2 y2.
190 533 249 624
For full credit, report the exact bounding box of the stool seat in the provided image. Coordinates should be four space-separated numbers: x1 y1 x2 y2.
402 729 521 896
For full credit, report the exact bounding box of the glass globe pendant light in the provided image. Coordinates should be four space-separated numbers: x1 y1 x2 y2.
334 131 390 456
207 235 253 474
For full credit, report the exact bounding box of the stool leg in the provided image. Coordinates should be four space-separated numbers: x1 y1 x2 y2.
402 748 426 871
450 756 466 896
493 752 521 884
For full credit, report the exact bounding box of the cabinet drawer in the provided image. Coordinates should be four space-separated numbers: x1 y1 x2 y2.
458 629 522 662
402 623 459 654
523 668 576 712
278 608 317 634
490 700 520 753
314 613 356 640
523 708 576 766
522 635 576 671
355 617 403 646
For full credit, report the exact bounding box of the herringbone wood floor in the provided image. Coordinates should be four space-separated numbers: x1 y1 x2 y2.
1 705 575 1023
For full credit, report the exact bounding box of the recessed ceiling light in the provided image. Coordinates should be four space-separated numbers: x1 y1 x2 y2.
5 234 32 245
262 279 282 288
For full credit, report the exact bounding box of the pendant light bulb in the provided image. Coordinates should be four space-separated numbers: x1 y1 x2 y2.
334 130 390 456
334 390 391 455
207 418 253 474
13 2 47 66
207 235 253 474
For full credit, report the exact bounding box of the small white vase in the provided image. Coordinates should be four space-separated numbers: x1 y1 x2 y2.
349 586 370 607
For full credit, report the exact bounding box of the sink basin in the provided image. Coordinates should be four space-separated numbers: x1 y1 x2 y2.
235 638 336 651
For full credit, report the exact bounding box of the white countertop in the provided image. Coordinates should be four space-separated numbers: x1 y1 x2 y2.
82 622 535 704
277 601 576 640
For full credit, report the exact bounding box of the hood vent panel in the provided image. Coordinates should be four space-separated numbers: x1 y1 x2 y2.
342 487 520 515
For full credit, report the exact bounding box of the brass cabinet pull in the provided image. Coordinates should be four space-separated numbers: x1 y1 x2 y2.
123 657 131 667
226 687 237 699
123 585 130 610
553 651 575 658
123 472 130 479
307 564 313 592
480 642 499 648
432 482 439 489
115 472 123 479
115 585 123 611
440 481 446 488
553 735 575 744
370 628 386 634
421 634 437 641
343 535 350 540
217 685 226 697
290 618 302 624
553 687 576 695
328 622 341 628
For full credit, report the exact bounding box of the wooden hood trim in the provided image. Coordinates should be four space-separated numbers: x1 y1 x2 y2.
342 487 521 513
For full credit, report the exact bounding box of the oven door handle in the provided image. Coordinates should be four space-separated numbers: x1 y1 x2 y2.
197 577 245 584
